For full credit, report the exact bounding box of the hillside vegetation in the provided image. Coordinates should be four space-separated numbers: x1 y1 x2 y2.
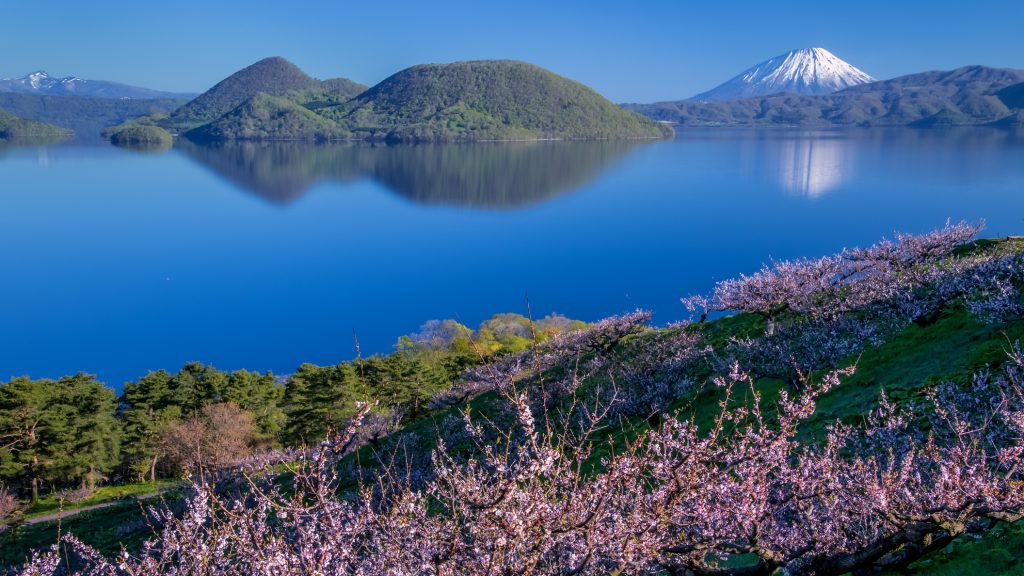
0 93 183 138
626 65 1024 127
164 57 669 142
164 57 365 131
0 109 71 139
106 124 173 148
185 93 352 141
320 60 673 141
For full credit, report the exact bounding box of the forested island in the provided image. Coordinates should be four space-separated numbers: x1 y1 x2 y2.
3 223 1024 574
109 57 673 143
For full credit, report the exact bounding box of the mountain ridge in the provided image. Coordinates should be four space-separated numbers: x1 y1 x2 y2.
625 65 1024 128
0 70 195 100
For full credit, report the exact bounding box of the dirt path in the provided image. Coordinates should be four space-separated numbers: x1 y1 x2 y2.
23 490 173 525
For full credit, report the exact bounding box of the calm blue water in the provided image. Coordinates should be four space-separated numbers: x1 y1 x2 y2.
2 128 1023 387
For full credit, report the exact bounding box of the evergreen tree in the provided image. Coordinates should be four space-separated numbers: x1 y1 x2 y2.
223 370 285 445
0 377 52 500
119 370 183 482
283 362 371 446
0 374 120 498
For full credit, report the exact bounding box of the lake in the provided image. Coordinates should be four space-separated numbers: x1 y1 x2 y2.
2 128 1023 387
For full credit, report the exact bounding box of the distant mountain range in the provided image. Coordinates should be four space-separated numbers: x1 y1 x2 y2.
693 48 875 100
0 70 196 100
0 92 187 139
625 65 1024 128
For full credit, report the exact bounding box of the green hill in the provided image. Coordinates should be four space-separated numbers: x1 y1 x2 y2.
0 109 71 139
319 60 673 142
164 57 365 130
626 65 1024 127
185 93 352 142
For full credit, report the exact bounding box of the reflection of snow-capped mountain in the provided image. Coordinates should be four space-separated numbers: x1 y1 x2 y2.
0 70 194 99
693 47 875 101
776 137 853 199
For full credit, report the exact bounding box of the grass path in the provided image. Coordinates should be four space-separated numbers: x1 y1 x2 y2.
22 489 174 526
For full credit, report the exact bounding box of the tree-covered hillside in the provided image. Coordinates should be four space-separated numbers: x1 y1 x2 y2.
626 65 1024 127
0 109 71 139
164 57 366 130
173 58 670 143
320 60 672 141
0 93 181 138
185 93 352 142
106 124 173 148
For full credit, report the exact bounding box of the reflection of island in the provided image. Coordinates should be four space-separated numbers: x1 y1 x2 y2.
176 139 647 208
175 140 370 203
0 134 68 155
776 137 853 199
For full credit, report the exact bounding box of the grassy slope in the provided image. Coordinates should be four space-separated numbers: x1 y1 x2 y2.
21 480 179 520
0 483 180 566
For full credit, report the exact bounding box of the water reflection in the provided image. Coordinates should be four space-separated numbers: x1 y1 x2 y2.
176 140 646 208
725 127 1024 199
0 134 67 156
5 127 1024 386
776 137 853 198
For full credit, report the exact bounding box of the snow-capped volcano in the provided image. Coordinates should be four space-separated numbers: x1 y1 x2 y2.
692 47 876 101
0 70 195 100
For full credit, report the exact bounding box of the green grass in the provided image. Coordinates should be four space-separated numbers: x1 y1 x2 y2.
811 307 1024 432
23 479 180 519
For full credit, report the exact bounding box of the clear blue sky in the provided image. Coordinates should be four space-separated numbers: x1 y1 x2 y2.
3 0 1022 102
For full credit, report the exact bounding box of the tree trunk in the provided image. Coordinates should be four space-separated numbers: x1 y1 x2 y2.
149 454 159 483
31 454 39 503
